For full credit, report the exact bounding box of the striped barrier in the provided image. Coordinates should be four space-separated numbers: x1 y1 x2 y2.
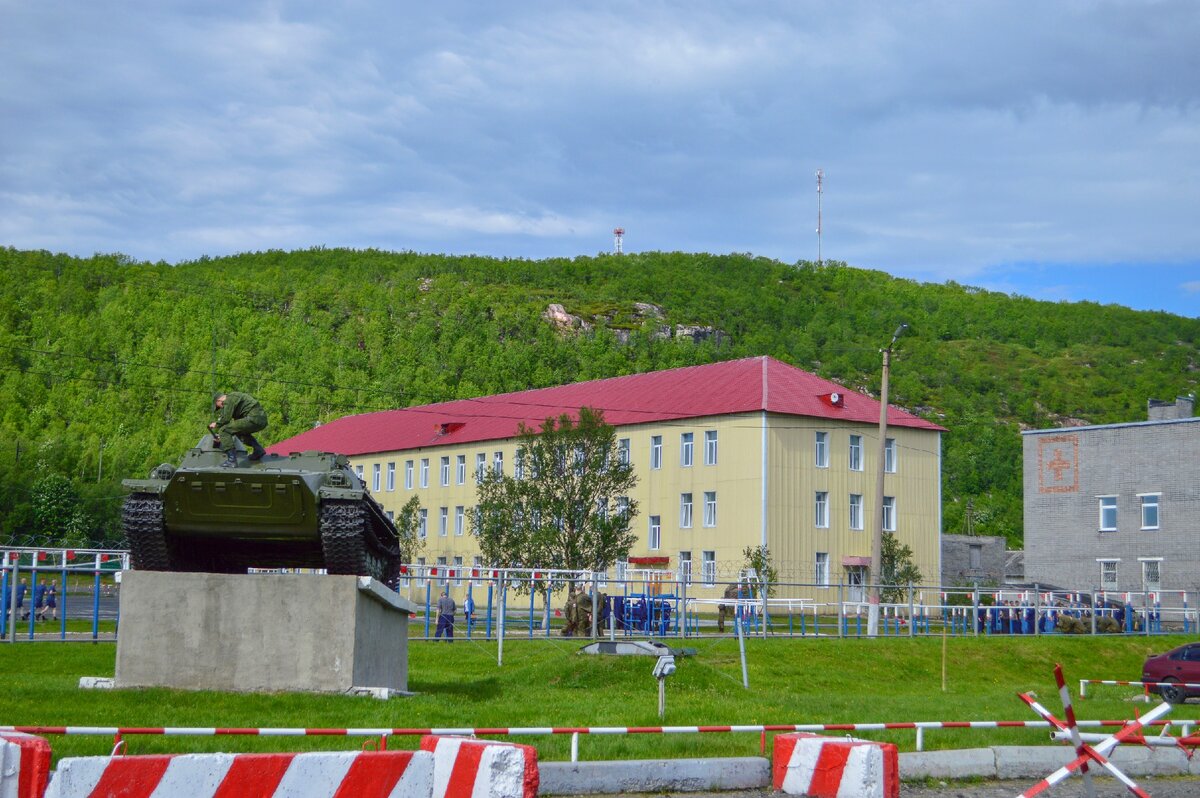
419 736 537 798
1079 679 1200 698
44 750 434 798
1 732 51 798
772 733 898 798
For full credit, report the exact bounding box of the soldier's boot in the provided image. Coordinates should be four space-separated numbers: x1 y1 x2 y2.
247 435 266 461
219 450 238 468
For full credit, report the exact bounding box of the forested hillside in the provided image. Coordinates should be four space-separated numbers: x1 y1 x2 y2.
2 246 1197 550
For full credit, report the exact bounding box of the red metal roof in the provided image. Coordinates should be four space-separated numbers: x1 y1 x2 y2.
269 356 944 456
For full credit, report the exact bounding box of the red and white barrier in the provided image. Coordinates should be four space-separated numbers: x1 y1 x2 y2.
419 736 538 798
772 733 898 798
44 750 433 798
1 732 51 798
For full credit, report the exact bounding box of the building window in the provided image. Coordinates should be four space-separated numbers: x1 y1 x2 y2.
416 556 425 577
439 506 448 537
618 438 630 465
1139 494 1161 530
704 430 718 465
680 493 693 528
418 508 427 539
680 432 694 467
386 462 396 491
616 559 628 585
648 515 661 550
616 496 630 519
969 544 982 570
491 451 502 476
814 492 829 528
1142 559 1162 592
1099 560 1118 591
417 458 428 488
405 460 414 490
849 435 863 471
515 448 526 479
885 438 897 473
354 464 364 481
436 556 447 586
386 510 394 521
882 496 896 532
815 552 830 586
849 493 863 530
702 551 716 586
453 556 463 587
456 454 466 485
472 555 484 586
440 456 450 487
372 463 381 492
475 453 486 482
703 491 717 527
679 551 692 584
815 431 829 468
455 506 465 536
650 435 662 470
1098 496 1118 531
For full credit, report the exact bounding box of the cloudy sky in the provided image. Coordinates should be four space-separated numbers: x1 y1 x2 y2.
2 1 1197 317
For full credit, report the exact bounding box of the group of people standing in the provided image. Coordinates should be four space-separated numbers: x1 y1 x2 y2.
12 578 58 622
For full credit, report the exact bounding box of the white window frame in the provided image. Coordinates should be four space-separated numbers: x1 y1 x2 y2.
680 432 694 467
882 496 896 532
703 491 717 527
704 430 718 465
849 434 863 472
436 555 447 586
815 552 830 587
702 551 716 587
617 438 630 466
386 462 395 491
616 496 630 519
678 551 692 584
420 458 429 488
440 456 450 487
372 463 381 492
515 447 526 480
1140 557 1163 592
815 431 829 468
884 437 897 473
1098 559 1119 591
418 508 428 539
354 464 364 481
439 506 448 537
1098 495 1118 532
648 515 661 550
456 455 466 485
475 453 487 482
494 450 504 475
814 491 829 528
849 493 863 530
1138 493 1161 530
472 555 484 587
680 493 693 528
650 435 662 470
404 460 414 490
455 505 465 536
453 556 463 587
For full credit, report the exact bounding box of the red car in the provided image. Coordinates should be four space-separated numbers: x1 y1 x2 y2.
1141 642 1200 703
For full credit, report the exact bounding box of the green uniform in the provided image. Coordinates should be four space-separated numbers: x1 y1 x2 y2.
717 583 740 632
214 391 268 454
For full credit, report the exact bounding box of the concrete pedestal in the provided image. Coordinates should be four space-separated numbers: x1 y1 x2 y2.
114 571 418 695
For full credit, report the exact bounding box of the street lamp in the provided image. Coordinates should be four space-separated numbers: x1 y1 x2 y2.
867 323 907 637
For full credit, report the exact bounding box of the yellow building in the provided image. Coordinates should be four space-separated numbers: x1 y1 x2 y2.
273 356 944 600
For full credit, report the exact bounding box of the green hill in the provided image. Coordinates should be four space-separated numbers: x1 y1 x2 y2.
1 246 1196 550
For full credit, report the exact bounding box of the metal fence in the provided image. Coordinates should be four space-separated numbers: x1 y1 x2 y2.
1 548 126 642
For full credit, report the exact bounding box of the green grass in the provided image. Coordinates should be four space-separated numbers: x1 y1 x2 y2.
1 634 1191 764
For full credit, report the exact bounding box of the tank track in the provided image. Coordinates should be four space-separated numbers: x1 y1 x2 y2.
319 499 400 586
122 493 176 571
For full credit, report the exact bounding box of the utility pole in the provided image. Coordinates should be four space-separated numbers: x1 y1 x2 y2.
867 323 907 637
815 169 824 266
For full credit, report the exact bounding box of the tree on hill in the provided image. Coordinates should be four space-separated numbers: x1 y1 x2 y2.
472 407 638 585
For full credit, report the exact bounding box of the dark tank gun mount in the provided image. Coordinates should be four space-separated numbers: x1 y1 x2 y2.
121 435 401 586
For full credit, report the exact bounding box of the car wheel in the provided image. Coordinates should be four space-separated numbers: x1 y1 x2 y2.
1161 677 1186 704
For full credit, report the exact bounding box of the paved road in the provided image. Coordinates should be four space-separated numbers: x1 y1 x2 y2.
564 777 1200 797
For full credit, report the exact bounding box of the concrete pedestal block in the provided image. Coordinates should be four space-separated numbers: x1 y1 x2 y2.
115 571 418 695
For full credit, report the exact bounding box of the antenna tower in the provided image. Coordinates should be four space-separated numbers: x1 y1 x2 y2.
815 169 824 266
613 227 625 255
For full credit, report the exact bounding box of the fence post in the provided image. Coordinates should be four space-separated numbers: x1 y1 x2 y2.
907 582 915 638
971 586 979 638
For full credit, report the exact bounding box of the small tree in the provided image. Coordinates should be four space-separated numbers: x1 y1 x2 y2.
880 531 923 602
472 407 638 588
740 544 778 597
393 495 426 564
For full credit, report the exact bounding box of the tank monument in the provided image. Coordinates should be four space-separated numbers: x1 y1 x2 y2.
112 435 417 696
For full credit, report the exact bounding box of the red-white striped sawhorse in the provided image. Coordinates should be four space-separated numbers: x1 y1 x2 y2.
44 750 433 798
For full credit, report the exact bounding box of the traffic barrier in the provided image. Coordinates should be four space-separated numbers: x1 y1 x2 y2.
44 750 434 798
772 733 898 798
419 736 538 798
0 732 51 798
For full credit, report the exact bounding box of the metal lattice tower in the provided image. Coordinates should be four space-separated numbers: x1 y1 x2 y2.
613 228 625 255
815 169 823 266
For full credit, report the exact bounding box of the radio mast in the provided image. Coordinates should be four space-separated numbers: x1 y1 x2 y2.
815 169 824 266
613 227 625 255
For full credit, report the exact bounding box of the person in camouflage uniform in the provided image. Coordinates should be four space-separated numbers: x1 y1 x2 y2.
717 582 741 633
209 391 268 468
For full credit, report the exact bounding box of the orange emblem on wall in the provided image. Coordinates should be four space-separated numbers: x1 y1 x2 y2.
1038 434 1079 493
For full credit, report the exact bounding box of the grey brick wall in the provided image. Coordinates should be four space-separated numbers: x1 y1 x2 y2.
941 534 1007 586
1023 417 1200 601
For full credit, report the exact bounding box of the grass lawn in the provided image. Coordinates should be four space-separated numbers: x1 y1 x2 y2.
1 633 1193 764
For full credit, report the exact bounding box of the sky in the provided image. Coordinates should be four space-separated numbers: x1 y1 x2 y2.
2 1 1198 318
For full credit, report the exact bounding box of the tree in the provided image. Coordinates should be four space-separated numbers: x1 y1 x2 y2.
740 544 778 597
30 473 89 547
393 495 426 563
472 407 638 584
880 532 923 602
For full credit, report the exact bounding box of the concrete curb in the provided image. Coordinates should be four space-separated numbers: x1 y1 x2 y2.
538 757 770 795
902 745 1197 780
